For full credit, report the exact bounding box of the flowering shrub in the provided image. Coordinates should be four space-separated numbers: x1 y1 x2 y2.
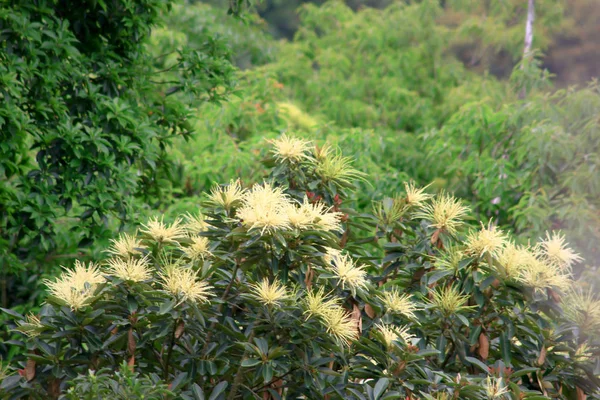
2 135 599 399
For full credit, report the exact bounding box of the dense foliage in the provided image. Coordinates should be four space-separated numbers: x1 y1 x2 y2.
1 0 600 398
0 0 236 313
2 136 599 399
162 0 600 274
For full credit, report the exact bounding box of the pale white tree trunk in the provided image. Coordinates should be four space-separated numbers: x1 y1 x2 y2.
523 0 535 59
519 0 535 98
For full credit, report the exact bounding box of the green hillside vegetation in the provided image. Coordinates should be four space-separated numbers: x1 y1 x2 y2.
162 1 600 272
1 0 599 398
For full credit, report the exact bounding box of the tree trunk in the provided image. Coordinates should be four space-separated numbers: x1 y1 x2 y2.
519 0 535 99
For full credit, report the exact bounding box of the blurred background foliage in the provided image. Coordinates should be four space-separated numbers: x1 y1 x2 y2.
158 0 599 272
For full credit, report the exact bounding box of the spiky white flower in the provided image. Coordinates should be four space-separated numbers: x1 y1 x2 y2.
249 278 290 308
429 286 472 317
374 323 414 348
538 231 582 270
404 181 432 208
321 305 358 347
324 248 368 292
158 266 213 305
484 376 509 399
14 314 44 338
140 216 187 244
414 192 470 235
465 221 507 258
44 261 105 310
268 134 313 164
182 236 212 261
236 182 292 234
106 255 152 282
208 179 246 209
285 197 343 232
106 232 146 259
378 288 417 319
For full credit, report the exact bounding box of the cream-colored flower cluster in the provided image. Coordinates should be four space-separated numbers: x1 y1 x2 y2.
45 212 215 310
492 231 579 292
465 221 508 258
268 134 313 164
414 192 470 236
158 266 214 305
561 288 600 334
303 288 358 346
249 278 290 308
429 212 581 293
231 182 343 235
323 248 368 293
44 261 105 311
373 323 414 349
14 313 44 338
428 285 473 317
378 288 418 319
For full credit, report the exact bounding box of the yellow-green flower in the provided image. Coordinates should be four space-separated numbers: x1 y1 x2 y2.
44 261 105 310
182 236 212 261
140 216 187 244
321 305 357 347
574 343 594 363
236 182 291 234
268 134 313 164
324 248 368 292
518 258 572 292
158 266 213 305
429 286 472 317
494 242 535 281
373 196 407 226
404 181 432 208
14 313 44 338
303 287 341 320
561 288 600 333
106 255 152 282
285 197 343 232
314 144 365 186
414 192 470 236
378 288 417 319
434 246 465 273
484 376 509 399
465 221 507 258
249 278 290 308
538 231 582 270
208 179 246 209
373 323 414 349
184 212 208 235
106 232 146 259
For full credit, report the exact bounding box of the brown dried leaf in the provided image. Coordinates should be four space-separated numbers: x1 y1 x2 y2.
48 378 61 399
128 328 136 355
478 332 489 360
304 266 314 290
537 346 547 366
351 302 362 337
175 320 185 339
364 304 376 319
25 359 36 382
431 229 440 245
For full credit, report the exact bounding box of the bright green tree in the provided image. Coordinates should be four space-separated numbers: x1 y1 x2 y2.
0 0 236 313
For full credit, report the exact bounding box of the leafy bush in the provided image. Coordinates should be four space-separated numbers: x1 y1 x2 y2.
2 136 599 399
150 2 276 70
0 0 236 314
